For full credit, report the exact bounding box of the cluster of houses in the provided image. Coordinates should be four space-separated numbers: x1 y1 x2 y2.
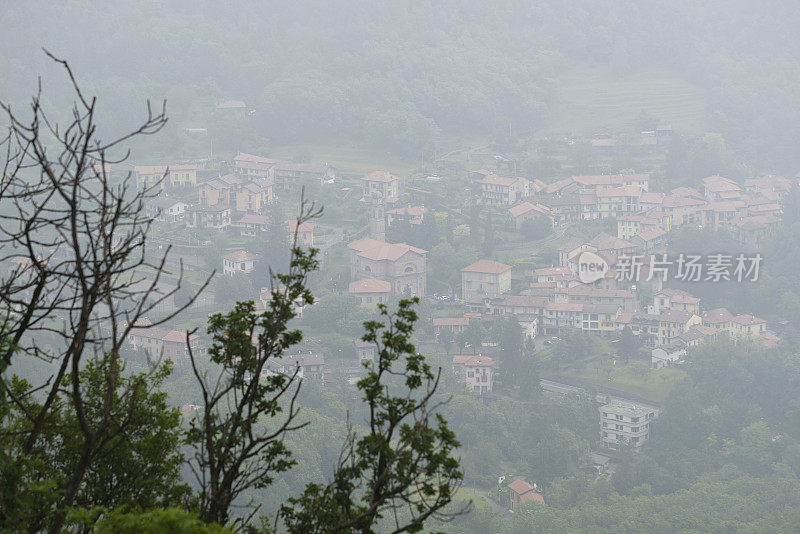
136 153 334 240
439 221 780 392
122 153 792 401
502 173 788 248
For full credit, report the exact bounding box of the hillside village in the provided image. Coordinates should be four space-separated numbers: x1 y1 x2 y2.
110 147 793 455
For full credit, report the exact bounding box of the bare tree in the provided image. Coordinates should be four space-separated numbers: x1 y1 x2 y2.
185 197 322 527
0 52 210 532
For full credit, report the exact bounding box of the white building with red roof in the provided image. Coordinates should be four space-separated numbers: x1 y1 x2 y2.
222 250 258 276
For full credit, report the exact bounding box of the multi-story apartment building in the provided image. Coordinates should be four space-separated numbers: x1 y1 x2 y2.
480 174 530 205
600 403 656 451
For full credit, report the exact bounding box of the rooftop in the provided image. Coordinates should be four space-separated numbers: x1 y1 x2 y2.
349 278 392 293
461 259 512 274
363 170 398 183
222 250 258 262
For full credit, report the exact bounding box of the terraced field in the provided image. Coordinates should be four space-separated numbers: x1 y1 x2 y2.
544 66 710 136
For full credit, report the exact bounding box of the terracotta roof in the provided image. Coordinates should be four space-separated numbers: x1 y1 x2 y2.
732 314 766 326
509 202 540 218
635 228 667 241
508 479 536 494
662 195 707 208
349 278 392 293
544 178 576 194
358 243 426 261
481 174 518 187
162 330 198 343
759 331 781 348
657 310 694 323
691 325 717 336
596 186 643 198
238 214 269 225
130 326 169 340
703 308 735 324
463 355 495 368
348 237 387 252
348 238 426 261
284 220 315 232
670 187 703 199
656 288 700 304
546 302 584 312
222 250 258 262
461 260 512 274
590 233 635 251
363 171 398 183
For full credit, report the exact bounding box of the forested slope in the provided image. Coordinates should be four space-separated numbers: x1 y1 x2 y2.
3 1 799 169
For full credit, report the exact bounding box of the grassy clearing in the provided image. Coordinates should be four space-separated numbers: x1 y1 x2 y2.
268 143 417 176
543 66 710 136
551 356 685 403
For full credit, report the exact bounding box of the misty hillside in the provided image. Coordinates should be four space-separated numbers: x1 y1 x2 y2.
3 1 800 169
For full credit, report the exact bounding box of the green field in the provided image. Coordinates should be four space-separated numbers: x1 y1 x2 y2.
268 143 418 177
544 66 710 136
546 357 685 404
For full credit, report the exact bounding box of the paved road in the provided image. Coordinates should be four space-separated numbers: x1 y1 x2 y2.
540 378 661 416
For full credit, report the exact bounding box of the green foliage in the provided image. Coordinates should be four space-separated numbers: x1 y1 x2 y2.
214 273 255 305
302 293 372 336
2 355 188 530
280 299 465 533
185 241 320 526
519 217 552 240
91 507 233 534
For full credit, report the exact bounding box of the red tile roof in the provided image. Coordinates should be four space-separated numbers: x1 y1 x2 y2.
461 260 512 274
222 250 258 262
348 278 391 293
